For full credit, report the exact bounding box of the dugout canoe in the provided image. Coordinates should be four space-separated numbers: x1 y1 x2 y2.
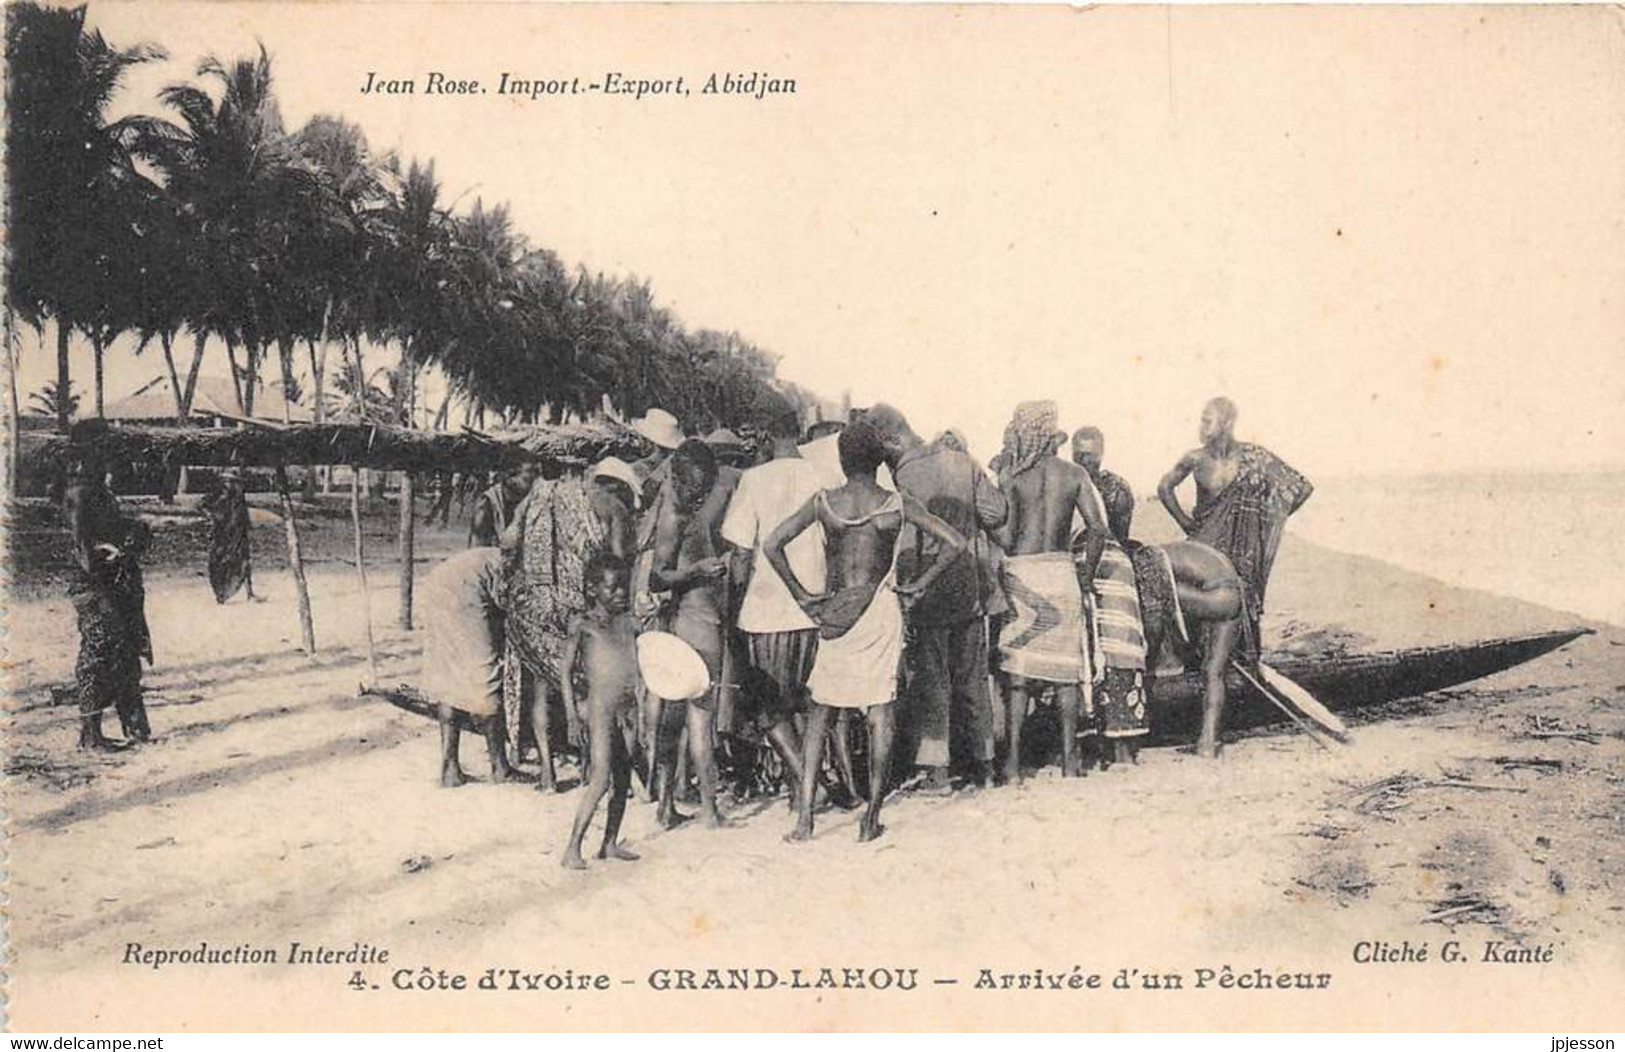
1144 627 1593 740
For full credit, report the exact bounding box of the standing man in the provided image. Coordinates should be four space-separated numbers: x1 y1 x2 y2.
719 409 824 804
632 408 686 626
991 400 1109 784
1071 427 1135 545
650 439 735 829
700 428 748 733
469 463 540 548
63 444 154 749
865 404 1007 793
1157 397 1313 662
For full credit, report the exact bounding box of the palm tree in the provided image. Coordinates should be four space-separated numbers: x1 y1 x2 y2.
364 157 458 628
28 379 80 420
129 185 208 422
5 2 169 432
156 44 317 418
291 114 389 429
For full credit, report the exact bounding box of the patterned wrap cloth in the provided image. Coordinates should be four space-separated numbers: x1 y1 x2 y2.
1087 541 1150 738
1190 443 1311 660
70 514 153 735
202 479 252 603
500 476 607 747
998 551 1091 684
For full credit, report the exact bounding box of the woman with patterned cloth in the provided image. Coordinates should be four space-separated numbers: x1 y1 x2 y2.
202 470 257 603
63 445 155 750
499 458 637 784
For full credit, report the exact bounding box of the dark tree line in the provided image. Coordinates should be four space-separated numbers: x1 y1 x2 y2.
5 3 819 439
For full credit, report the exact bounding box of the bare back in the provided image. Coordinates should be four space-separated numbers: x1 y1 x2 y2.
815 481 903 593
1160 539 1239 590
1001 457 1099 556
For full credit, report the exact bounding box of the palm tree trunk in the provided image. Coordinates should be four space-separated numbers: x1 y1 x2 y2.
350 338 385 499
181 329 207 419
308 336 331 495
55 317 72 433
91 332 106 418
433 387 452 431
4 310 20 493
159 331 184 413
274 464 317 656
243 340 261 418
312 296 333 426
276 334 296 425
225 337 247 414
157 330 188 497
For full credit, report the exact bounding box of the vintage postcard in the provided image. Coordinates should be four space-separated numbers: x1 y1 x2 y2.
3 1 1623 1034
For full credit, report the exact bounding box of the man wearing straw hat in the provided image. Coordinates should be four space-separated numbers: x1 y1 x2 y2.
630 408 686 628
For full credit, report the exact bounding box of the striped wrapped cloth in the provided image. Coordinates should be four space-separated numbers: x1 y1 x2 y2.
1088 541 1147 671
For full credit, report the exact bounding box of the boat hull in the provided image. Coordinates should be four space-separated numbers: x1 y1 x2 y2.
1144 628 1591 740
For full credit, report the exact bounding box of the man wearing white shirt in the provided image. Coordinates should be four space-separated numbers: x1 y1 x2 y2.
721 410 831 801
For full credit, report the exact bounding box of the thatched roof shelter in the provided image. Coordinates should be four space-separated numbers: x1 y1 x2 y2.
20 418 649 475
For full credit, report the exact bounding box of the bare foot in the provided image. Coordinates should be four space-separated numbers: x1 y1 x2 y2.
658 809 695 831
560 852 588 871
707 813 743 830
857 818 886 843
827 787 864 811
79 736 131 753
598 842 640 862
440 765 468 788
784 820 814 843
491 766 538 785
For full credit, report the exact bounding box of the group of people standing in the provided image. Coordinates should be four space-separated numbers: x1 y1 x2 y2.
422 394 1314 865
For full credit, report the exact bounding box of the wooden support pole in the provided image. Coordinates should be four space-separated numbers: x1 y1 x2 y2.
397 470 415 629
274 465 317 656
352 468 380 684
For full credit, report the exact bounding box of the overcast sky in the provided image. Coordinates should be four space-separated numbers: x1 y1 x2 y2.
18 3 1625 490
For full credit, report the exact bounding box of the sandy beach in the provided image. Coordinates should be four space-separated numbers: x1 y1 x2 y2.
4 501 1622 1031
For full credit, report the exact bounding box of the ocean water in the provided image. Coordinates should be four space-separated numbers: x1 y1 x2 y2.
1288 469 1625 628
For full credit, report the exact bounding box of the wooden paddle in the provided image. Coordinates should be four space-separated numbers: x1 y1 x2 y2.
1259 661 1350 741
1228 661 1336 751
